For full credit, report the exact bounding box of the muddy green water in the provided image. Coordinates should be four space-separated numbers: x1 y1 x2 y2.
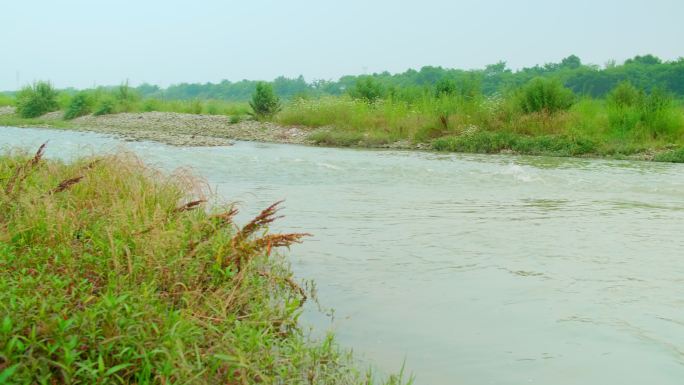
2 126 684 385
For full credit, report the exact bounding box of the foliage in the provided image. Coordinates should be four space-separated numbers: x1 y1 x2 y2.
432 131 596 156
63 92 92 120
606 81 682 138
517 78 575 114
15 81 59 118
93 97 116 116
434 78 457 97
349 77 384 103
88 54 684 102
0 147 412 384
249 82 281 119
654 147 684 162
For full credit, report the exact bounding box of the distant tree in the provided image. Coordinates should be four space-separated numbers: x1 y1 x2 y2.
625 54 662 66
560 55 582 69
249 82 281 119
349 76 384 103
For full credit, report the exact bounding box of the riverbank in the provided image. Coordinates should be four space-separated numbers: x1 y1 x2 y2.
0 145 409 384
1 106 683 162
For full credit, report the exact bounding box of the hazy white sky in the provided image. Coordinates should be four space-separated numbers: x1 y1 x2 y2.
2 0 683 90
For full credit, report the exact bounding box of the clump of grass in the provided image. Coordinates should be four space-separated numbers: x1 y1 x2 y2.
654 147 684 162
606 82 684 139
15 81 59 118
0 145 410 384
432 131 596 156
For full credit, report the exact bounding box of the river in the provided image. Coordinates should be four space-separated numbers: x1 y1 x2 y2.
2 126 684 385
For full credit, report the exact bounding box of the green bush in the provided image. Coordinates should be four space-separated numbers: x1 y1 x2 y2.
350 76 384 103
434 78 457 97
63 92 92 120
15 81 60 118
518 78 575 114
607 81 642 108
93 97 116 116
249 82 281 119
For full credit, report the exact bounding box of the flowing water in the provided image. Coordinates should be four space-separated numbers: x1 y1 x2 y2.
2 126 684 385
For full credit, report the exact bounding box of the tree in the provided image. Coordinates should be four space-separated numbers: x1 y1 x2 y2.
349 76 384 103
249 82 281 119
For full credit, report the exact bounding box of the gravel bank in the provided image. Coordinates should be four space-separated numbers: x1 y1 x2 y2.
0 106 16 115
40 111 311 146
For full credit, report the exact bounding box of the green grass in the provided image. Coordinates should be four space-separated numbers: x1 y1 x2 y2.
275 93 684 161
0 146 412 384
0 94 15 107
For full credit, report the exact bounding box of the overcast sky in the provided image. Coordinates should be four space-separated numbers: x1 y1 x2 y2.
2 0 682 90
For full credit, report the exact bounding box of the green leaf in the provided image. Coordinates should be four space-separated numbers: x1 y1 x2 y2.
0 364 20 383
104 363 133 376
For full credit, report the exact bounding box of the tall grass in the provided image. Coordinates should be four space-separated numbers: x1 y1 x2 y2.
0 146 411 384
275 80 684 159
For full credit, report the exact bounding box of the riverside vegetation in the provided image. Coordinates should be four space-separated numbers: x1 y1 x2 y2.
0 144 411 384
1 54 684 161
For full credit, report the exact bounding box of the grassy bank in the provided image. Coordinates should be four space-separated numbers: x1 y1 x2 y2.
276 90 684 161
0 145 409 384
5 77 684 162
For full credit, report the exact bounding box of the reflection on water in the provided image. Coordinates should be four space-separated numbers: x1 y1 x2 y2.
2 126 684 385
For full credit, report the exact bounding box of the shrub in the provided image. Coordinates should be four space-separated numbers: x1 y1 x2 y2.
349 76 384 103
93 97 116 116
63 92 92 119
249 82 281 119
518 78 575 114
434 78 457 97
15 81 59 118
607 81 642 108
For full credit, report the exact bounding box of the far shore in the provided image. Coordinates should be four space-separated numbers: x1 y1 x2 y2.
0 106 676 162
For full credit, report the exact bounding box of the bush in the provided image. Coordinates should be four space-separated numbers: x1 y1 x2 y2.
349 76 384 103
15 81 60 118
63 92 92 119
93 97 116 116
607 81 642 108
249 82 281 119
518 78 575 114
434 78 457 97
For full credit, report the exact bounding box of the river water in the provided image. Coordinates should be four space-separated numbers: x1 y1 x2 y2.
2 126 684 385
